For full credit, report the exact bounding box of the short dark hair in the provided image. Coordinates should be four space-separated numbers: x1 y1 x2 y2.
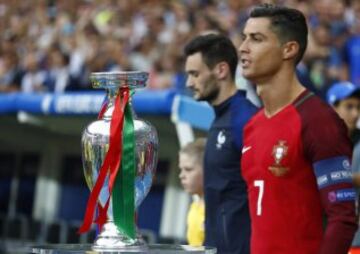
184 34 238 80
249 4 308 65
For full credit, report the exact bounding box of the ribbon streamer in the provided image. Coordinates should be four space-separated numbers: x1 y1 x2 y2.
79 87 134 236
113 103 135 238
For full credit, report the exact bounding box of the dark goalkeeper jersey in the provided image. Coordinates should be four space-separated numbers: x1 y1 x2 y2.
204 90 258 253
241 90 357 254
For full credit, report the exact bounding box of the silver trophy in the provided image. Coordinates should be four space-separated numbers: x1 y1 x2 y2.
81 71 158 251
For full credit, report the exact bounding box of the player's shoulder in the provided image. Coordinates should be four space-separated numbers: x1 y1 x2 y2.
231 91 259 121
295 91 350 151
295 91 342 127
232 90 258 111
291 90 351 163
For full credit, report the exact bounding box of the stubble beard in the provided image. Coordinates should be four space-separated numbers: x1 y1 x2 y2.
199 89 219 104
196 75 220 104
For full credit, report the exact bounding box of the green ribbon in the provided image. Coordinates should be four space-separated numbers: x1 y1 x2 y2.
113 102 136 239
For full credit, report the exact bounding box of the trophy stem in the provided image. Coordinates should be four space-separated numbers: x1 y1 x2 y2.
93 221 147 251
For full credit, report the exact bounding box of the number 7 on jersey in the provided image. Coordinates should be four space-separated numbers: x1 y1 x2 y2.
254 180 264 216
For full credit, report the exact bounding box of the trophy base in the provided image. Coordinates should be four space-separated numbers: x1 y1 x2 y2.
31 244 217 253
92 222 147 251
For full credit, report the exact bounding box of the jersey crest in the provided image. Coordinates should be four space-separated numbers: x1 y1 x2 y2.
216 130 226 149
269 140 289 176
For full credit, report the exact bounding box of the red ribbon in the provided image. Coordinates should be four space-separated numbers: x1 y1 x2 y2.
97 96 108 120
79 87 130 233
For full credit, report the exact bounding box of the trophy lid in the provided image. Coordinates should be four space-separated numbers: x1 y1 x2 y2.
90 71 149 89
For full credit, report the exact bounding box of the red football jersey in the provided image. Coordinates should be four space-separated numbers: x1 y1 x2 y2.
241 90 357 254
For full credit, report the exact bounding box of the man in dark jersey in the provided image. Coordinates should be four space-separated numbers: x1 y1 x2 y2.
239 4 357 254
184 34 258 253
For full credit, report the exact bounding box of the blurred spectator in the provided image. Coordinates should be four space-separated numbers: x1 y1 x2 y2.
0 0 358 96
306 22 338 97
0 50 23 92
20 52 46 93
327 81 360 247
44 45 70 92
327 81 360 144
345 0 360 87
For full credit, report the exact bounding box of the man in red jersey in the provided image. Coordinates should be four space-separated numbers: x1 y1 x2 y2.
239 4 358 254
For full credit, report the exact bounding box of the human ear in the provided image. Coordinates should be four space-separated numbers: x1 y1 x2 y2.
283 41 299 61
215 62 229 80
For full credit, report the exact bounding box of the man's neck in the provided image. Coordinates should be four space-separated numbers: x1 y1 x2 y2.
211 82 237 106
256 70 305 117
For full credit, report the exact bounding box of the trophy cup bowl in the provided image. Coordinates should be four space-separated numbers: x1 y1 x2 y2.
81 71 158 251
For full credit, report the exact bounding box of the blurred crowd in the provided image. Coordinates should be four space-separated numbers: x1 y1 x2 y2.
0 0 360 99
